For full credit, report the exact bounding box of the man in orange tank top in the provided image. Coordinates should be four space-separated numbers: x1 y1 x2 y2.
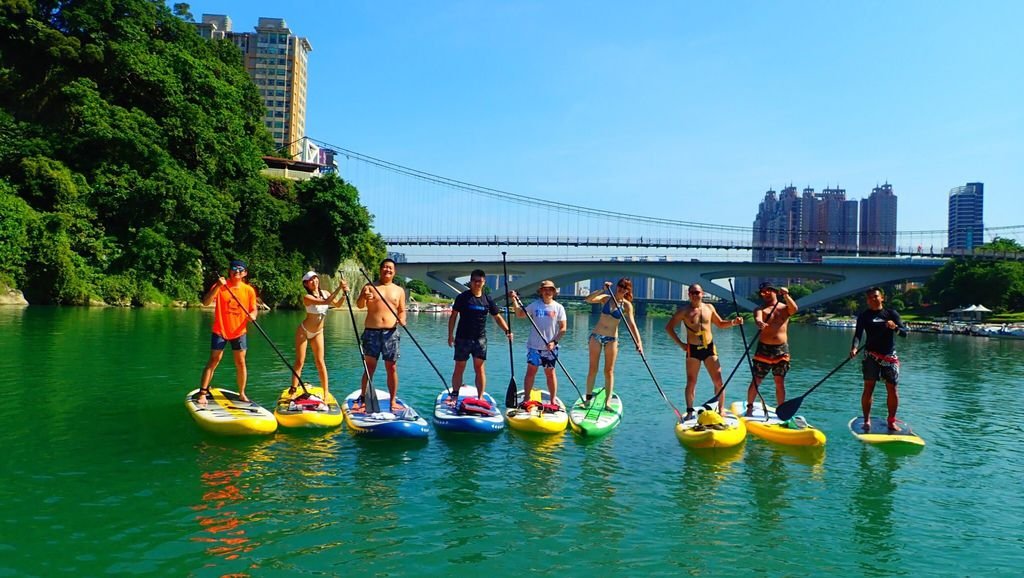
195 260 258 405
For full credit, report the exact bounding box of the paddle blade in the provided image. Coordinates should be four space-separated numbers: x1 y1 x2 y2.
365 385 381 414
774 396 803 421
504 378 518 408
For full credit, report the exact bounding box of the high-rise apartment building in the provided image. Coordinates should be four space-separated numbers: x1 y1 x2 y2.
196 15 312 158
752 186 806 263
752 185 858 263
812 187 859 252
947 182 984 250
859 183 898 254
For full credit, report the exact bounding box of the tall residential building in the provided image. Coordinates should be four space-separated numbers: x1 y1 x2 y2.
947 182 984 250
859 183 898 254
811 186 859 253
752 185 858 263
752 186 806 263
196 15 312 157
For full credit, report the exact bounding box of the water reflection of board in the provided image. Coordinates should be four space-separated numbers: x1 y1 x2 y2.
848 417 925 446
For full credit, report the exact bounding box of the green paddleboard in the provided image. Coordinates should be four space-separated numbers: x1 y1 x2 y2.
569 389 623 437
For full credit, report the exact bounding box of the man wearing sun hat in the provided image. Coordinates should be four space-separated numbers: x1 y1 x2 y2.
194 259 258 406
511 280 566 405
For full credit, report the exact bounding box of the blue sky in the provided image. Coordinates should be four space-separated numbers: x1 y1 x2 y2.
178 1 1022 234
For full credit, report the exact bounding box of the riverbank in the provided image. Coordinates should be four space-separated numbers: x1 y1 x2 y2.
812 316 1024 339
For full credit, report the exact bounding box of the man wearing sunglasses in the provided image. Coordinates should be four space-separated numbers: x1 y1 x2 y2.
665 283 743 420
195 259 258 406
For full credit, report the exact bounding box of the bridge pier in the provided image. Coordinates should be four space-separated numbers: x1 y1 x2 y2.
634 301 648 317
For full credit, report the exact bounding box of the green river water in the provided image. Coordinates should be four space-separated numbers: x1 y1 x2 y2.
1 306 1021 577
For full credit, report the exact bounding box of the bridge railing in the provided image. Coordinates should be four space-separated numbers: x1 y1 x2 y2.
383 235 1024 260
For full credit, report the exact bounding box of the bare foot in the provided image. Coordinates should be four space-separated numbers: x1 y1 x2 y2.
239 394 250 403
862 418 872 432
887 418 902 432
196 388 209 406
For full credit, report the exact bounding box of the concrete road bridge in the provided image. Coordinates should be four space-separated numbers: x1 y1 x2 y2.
397 257 947 313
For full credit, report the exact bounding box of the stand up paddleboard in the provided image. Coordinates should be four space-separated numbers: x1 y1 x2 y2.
506 389 568 434
675 407 746 449
185 387 277 436
569 389 622 437
731 401 826 447
274 385 343 428
342 388 429 439
849 417 925 446
433 386 504 434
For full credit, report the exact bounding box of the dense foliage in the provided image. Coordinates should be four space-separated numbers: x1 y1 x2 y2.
926 238 1024 313
0 0 384 305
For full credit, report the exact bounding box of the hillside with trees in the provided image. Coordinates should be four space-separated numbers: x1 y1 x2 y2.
0 0 383 306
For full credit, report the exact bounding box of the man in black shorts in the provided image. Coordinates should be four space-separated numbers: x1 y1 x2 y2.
447 269 513 402
850 287 908 431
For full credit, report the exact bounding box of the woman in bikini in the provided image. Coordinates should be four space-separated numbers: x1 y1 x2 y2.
583 279 643 410
290 271 348 398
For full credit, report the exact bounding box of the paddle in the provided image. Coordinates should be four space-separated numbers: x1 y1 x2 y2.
699 296 781 409
358 268 451 395
775 356 854 421
606 287 684 423
501 252 518 408
509 291 585 404
728 278 768 415
222 280 310 399
342 287 381 414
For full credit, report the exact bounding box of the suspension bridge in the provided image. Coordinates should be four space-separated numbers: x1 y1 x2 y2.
315 139 1023 264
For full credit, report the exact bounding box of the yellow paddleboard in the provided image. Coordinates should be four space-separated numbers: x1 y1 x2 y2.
185 388 277 436
274 385 343 428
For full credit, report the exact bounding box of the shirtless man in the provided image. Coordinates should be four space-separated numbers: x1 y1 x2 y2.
355 258 407 411
745 281 798 416
665 283 743 420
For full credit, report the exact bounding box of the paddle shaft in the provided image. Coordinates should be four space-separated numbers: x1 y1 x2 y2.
775 355 854 421
729 278 767 413
358 268 450 394
511 292 584 402
222 281 308 397
700 297 781 408
606 288 684 422
501 252 518 408
343 289 381 414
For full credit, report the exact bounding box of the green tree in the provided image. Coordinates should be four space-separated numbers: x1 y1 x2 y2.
288 174 385 274
0 1 379 306
926 239 1024 313
407 279 430 296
